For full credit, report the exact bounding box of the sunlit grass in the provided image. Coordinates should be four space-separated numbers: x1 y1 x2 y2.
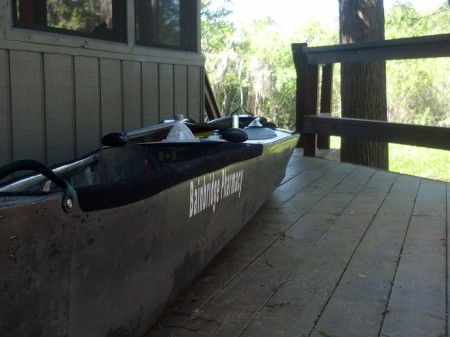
389 144 450 182
329 136 450 182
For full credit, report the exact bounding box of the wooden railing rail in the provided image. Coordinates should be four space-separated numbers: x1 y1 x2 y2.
292 33 450 156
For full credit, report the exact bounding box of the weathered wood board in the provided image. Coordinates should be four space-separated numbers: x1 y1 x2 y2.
44 53 76 165
0 47 204 168
74 56 101 156
100 58 123 135
0 50 11 165
147 152 450 337
123 61 143 131
142 63 160 126
10 50 45 162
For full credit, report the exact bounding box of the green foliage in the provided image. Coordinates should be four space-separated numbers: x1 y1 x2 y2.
331 136 450 182
293 20 339 47
386 58 450 126
201 0 234 53
201 0 242 114
239 19 297 127
201 2 340 128
385 3 450 126
389 144 450 182
202 0 450 138
385 2 450 38
157 1 183 47
47 0 98 32
201 0 342 128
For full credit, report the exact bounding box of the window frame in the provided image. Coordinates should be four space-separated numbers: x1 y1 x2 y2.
8 0 199 53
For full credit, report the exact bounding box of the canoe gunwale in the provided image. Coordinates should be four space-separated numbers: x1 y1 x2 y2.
0 141 267 212
0 151 99 193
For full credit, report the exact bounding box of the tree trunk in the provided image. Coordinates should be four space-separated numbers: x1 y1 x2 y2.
339 0 388 169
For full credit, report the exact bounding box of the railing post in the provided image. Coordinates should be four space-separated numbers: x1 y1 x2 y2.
318 63 333 149
292 43 319 156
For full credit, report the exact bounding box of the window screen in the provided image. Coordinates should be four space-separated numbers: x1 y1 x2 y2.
13 0 127 42
135 0 197 51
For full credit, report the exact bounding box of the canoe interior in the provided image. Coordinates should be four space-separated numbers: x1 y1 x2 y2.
0 141 264 211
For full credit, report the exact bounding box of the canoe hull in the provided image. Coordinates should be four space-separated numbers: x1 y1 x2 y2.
0 133 298 337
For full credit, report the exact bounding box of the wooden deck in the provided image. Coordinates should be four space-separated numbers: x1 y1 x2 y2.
146 150 449 337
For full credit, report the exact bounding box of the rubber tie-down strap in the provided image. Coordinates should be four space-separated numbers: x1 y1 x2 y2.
0 159 77 212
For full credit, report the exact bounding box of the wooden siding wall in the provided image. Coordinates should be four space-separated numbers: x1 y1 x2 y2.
0 49 204 168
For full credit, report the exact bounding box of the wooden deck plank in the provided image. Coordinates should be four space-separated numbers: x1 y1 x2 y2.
162 168 374 337
240 169 396 337
147 160 356 337
147 207 302 337
380 179 447 337
266 157 339 208
308 174 420 337
146 153 449 337
148 162 377 336
280 164 375 217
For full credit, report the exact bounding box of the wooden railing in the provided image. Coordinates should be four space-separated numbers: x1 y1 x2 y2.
292 33 450 156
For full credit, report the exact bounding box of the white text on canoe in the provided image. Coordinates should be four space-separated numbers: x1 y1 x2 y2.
189 169 244 217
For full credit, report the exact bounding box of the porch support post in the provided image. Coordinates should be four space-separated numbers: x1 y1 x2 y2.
292 43 318 156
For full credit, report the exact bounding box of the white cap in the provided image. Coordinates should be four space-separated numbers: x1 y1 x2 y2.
174 114 184 121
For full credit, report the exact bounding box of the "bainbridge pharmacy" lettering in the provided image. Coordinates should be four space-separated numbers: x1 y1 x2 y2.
189 168 244 217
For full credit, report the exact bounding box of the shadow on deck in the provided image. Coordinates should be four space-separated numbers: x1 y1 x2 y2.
146 150 449 337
